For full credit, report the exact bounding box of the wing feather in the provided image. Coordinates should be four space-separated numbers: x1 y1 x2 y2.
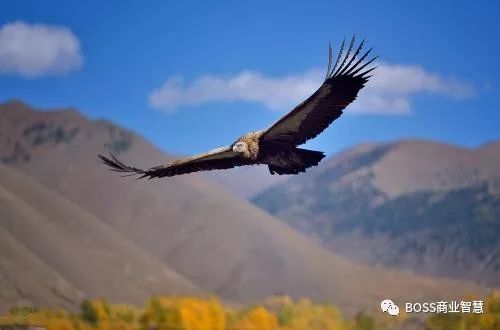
333 35 355 76
261 37 376 146
98 146 253 179
331 38 345 74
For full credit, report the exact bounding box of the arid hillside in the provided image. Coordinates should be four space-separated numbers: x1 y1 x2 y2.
0 165 199 313
253 140 500 286
0 100 489 313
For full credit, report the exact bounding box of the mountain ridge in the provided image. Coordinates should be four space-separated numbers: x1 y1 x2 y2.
253 138 500 286
0 100 490 313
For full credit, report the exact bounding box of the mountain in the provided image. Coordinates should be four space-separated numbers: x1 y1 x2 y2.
0 165 199 313
253 140 500 286
205 166 288 198
0 100 488 313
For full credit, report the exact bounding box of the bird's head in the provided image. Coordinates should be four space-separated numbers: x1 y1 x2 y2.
232 141 249 155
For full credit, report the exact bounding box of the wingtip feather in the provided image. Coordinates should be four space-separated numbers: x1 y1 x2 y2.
98 152 149 178
326 37 377 81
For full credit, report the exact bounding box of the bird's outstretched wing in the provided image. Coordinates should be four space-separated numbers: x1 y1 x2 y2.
260 36 377 146
99 146 253 179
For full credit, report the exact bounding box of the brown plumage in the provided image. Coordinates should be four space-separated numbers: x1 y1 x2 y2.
99 36 377 179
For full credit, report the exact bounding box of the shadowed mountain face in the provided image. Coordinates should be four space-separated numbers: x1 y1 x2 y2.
0 100 489 313
0 165 200 313
253 140 500 286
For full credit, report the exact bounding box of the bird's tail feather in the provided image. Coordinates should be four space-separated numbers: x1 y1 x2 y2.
268 148 325 175
298 148 325 165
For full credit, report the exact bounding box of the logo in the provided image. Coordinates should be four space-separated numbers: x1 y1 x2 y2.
381 299 400 316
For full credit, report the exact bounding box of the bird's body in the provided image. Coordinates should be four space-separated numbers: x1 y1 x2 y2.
99 37 377 179
230 130 326 175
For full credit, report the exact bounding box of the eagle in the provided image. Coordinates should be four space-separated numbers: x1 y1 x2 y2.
99 37 377 178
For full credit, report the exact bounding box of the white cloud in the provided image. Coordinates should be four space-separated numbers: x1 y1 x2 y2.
0 21 83 77
359 63 476 114
149 62 476 115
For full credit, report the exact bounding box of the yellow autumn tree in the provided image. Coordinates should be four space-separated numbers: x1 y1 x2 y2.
178 297 225 329
2 292 499 330
142 296 225 330
272 298 348 330
229 306 279 330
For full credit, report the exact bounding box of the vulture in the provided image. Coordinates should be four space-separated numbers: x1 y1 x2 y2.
99 37 377 178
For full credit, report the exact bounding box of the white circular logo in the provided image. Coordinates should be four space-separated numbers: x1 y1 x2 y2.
381 299 399 316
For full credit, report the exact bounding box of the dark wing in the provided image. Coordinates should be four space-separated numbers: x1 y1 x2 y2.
260 36 377 146
98 146 254 179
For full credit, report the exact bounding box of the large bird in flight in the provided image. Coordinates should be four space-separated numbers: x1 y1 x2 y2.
99 37 377 178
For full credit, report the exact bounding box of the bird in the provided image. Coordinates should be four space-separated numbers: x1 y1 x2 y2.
99 36 377 179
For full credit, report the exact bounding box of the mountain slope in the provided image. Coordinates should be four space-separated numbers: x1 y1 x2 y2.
0 165 199 312
0 225 81 313
0 100 489 313
253 140 500 286
205 165 288 198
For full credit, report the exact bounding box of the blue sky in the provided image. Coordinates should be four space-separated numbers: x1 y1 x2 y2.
1 0 499 156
